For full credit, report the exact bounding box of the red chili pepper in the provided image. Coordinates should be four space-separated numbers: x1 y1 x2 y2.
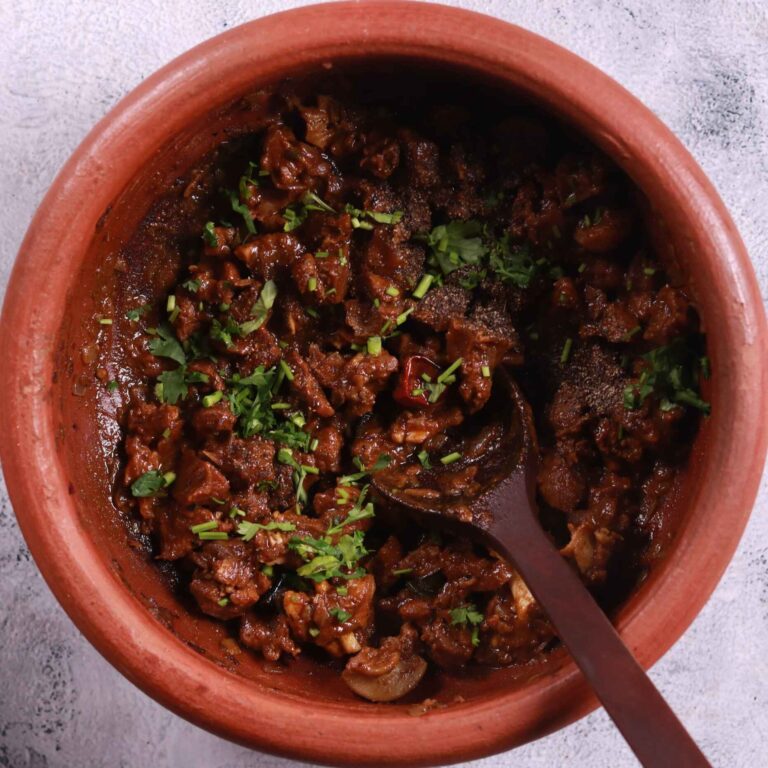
393 355 442 408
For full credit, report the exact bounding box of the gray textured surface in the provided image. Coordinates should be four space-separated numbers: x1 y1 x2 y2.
1 1 767 766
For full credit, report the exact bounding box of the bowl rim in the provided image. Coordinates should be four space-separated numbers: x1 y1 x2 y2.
1 2 766 766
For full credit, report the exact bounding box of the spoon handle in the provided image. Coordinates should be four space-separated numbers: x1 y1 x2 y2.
492 519 711 767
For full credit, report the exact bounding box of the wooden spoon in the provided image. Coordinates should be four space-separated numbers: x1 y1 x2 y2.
373 371 710 767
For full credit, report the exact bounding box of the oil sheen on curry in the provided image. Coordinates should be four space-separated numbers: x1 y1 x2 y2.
110 77 709 703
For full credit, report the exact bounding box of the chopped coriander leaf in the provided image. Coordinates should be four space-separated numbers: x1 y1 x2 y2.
202 221 218 247
217 597 229 607
163 471 176 485
440 452 462 465
262 564 274 577
336 586 348 596
367 336 382 356
392 568 413 576
385 285 400 297
309 627 320 637
229 189 256 234
126 304 150 322
424 220 487 275
106 380 119 392
279 359 295 381
417 450 432 469
560 338 573 364
622 326 642 342
182 278 201 293
155 366 207 406
237 520 297 542
98 317 113 325
338 454 391 486
148 323 186 365
307 276 317 292
131 469 173 498
166 295 176 313
481 365 491 379
327 488 375 535
450 602 484 644
412 273 434 299
489 236 538 288
289 528 369 582
329 607 351 622
623 340 710 414
228 507 246 518
250 279 278 330
306 307 319 319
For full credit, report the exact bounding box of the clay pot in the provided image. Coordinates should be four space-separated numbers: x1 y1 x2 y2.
0 3 765 766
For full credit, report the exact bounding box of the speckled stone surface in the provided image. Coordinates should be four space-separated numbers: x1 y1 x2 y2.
1 1 766 766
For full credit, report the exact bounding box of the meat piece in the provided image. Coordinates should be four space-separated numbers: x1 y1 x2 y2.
342 624 426 702
362 228 425 290
574 208 633 253
171 293 204 341
643 286 693 344
172 450 230 506
537 449 586 513
190 402 237 439
309 418 344 473
240 612 301 661
412 284 470 332
234 233 304 279
201 436 275 490
155 505 211 561
126 401 181 444
284 348 335 418
308 346 399 417
555 153 611 207
291 247 351 304
189 540 271 619
560 523 622 584
360 134 401 179
400 130 440 189
261 124 333 193
445 315 518 412
283 576 376 657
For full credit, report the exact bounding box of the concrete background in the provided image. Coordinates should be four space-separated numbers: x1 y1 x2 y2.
1 1 767 766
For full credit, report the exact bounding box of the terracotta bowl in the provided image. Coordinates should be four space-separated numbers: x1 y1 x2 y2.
1 2 766 766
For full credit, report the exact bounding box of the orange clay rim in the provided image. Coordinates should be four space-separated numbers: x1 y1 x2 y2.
0 3 766 766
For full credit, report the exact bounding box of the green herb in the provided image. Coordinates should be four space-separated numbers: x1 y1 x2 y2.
190 521 219 534
279 359 294 381
623 340 710 414
202 390 224 408
643 267 657 276
99 318 113 325
202 221 218 247
217 597 229 607
283 191 336 232
289 528 369 582
131 470 174 498
148 323 186 365
308 627 320 637
106 380 119 392
396 307 413 326
237 519 297 542
450 602 484 647
229 189 256 234
198 531 229 541
417 450 432 469
481 365 491 379
424 220 487 275
560 338 573 364
262 565 274 577
126 305 150 322
392 568 413 576
338 454 391 487
327 487 376 535
329 607 351 622
182 278 201 293
412 274 434 299
307 276 317 292
385 285 400 297
440 452 462 465
250 280 277 330
366 336 382 356
488 236 538 288
336 586 348 596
